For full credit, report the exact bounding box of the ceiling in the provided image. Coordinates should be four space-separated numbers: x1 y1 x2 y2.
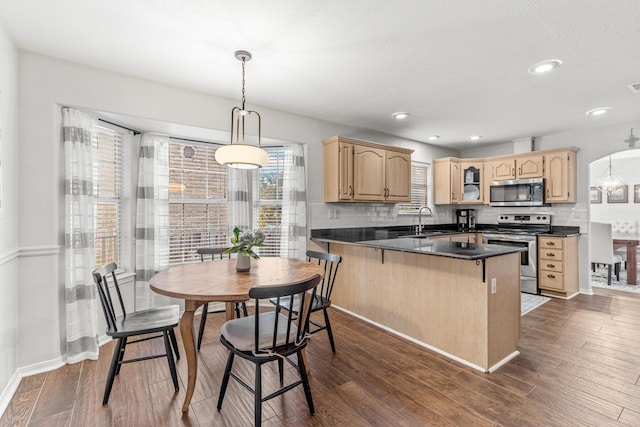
1 0 639 149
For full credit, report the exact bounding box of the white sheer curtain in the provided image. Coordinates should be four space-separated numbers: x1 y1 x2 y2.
280 144 307 259
135 133 170 309
63 107 99 363
228 168 254 232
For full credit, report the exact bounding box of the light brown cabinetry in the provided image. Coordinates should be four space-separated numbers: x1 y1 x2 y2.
487 154 544 182
435 159 484 205
538 235 579 299
433 158 460 204
323 136 413 203
436 147 577 205
544 151 576 203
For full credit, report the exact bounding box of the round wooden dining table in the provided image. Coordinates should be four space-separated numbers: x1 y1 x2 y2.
149 257 324 413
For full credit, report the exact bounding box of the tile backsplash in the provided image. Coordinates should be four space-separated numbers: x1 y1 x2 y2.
310 201 588 231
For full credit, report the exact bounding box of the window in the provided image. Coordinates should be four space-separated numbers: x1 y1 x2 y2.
94 125 123 267
398 161 430 213
254 150 285 257
168 142 229 264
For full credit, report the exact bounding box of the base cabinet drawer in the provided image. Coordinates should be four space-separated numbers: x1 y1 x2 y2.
540 248 563 262
540 260 562 273
539 271 564 290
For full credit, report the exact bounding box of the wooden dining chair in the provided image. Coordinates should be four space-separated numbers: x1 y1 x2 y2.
92 262 180 405
269 250 342 352
195 247 248 351
216 274 322 427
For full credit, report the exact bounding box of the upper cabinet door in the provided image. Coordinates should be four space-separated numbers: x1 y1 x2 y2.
545 151 576 203
517 154 544 179
353 145 386 201
493 159 516 180
385 151 412 202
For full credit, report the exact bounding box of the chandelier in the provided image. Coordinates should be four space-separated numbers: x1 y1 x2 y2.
215 50 269 169
595 156 625 194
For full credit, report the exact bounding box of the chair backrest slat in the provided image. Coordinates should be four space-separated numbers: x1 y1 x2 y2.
306 250 341 303
92 262 127 332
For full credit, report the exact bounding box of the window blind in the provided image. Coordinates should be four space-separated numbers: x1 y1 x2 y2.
168 142 229 264
398 162 430 213
254 150 285 257
94 126 123 267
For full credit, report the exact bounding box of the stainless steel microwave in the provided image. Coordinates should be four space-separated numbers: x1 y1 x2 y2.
489 178 545 207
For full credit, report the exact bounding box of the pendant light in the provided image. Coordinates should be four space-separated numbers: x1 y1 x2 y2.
625 128 638 148
215 50 269 169
595 155 625 194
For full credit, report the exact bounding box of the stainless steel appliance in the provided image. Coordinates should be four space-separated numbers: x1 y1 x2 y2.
482 213 551 294
456 208 476 231
489 178 545 207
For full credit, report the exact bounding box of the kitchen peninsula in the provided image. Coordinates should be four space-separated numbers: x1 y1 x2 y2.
312 228 524 372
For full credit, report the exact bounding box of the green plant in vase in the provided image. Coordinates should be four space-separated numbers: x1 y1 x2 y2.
225 227 265 271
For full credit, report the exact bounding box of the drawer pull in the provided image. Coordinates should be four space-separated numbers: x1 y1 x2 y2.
546 242 555 246
546 253 555 257
547 274 556 279
546 264 555 268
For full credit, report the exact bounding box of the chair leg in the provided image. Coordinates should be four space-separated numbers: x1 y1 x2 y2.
591 262 596 273
323 308 336 353
234 303 241 318
255 363 263 427
297 350 315 415
278 358 284 385
163 331 179 392
615 263 621 281
115 337 128 375
169 329 180 360
217 352 235 411
607 264 612 285
103 338 125 405
241 302 248 317
197 303 208 351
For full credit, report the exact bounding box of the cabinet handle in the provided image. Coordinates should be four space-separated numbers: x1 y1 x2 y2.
349 185 353 196
546 242 555 246
512 167 515 176
519 166 522 175
547 274 556 279
547 264 556 268
546 253 555 257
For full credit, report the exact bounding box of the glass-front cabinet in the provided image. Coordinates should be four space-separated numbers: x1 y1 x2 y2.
460 161 483 204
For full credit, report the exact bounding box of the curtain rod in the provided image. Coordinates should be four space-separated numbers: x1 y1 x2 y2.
98 118 141 135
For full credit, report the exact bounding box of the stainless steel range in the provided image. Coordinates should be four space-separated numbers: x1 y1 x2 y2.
482 213 552 294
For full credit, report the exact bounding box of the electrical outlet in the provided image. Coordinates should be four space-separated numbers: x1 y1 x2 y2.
491 278 497 294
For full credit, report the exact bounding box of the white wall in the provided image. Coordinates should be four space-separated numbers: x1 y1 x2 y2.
0 21 19 410
15 51 458 373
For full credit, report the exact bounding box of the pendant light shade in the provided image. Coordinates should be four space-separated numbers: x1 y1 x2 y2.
595 156 625 194
215 50 269 169
214 142 270 169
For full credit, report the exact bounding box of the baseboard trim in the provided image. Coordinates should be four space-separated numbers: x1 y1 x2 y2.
0 356 67 418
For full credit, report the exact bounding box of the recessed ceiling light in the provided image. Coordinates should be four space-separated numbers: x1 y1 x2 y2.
391 112 410 120
427 135 440 141
585 107 611 116
528 59 562 74
469 135 482 141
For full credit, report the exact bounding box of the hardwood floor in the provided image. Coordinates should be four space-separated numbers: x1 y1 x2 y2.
4 287 640 426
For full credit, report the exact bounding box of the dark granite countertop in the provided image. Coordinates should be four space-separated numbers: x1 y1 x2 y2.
352 237 525 260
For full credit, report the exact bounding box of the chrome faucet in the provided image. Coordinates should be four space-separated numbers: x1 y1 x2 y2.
418 206 434 234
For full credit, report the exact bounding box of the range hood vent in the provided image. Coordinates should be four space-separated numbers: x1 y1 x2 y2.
628 82 640 94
